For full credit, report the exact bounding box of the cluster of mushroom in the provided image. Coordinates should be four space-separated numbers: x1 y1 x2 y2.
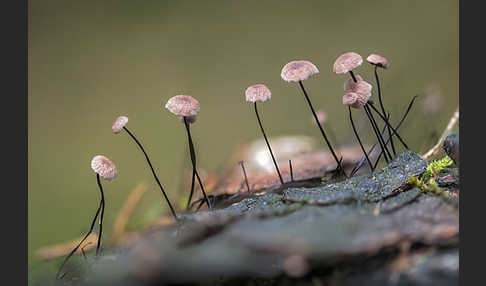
58 96 207 278
244 52 408 184
58 51 414 279
333 52 411 174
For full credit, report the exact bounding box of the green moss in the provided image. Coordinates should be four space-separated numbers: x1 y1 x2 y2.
424 156 453 180
406 156 455 199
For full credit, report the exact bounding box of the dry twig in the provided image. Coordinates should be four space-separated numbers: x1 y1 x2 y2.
422 107 459 160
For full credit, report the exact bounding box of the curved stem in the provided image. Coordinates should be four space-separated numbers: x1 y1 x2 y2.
56 180 103 279
298 81 344 174
194 168 211 209
185 170 196 209
123 127 177 219
367 102 409 149
96 174 104 255
349 106 374 173
364 105 390 163
365 105 392 161
352 95 418 175
183 117 211 209
239 161 251 193
351 122 387 177
254 102 284 185
374 66 397 156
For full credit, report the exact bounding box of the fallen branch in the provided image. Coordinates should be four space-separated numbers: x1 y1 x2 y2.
110 183 148 243
35 233 98 260
422 107 459 160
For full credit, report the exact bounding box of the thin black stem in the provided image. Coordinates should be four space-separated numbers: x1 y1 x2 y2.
289 160 294 182
298 81 344 174
183 117 212 209
349 70 358 83
96 174 105 255
350 123 387 177
81 246 87 260
374 66 397 156
367 102 409 149
253 102 284 184
123 127 178 219
239 161 251 193
348 70 389 165
56 183 103 279
348 106 374 172
186 170 196 209
196 195 215 211
194 168 211 209
372 96 418 169
364 105 391 163
323 123 339 149
351 95 418 176
372 113 393 170
366 105 393 160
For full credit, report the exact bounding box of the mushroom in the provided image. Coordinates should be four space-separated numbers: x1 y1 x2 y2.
334 52 396 165
90 155 116 254
57 155 118 279
165 95 211 209
333 52 363 81
346 79 393 162
245 84 284 185
343 92 374 172
366 53 396 156
281 60 344 175
111 116 177 219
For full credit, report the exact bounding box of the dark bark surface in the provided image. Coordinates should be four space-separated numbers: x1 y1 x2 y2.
55 151 459 286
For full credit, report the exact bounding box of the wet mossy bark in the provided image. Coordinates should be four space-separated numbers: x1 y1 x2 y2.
53 151 459 286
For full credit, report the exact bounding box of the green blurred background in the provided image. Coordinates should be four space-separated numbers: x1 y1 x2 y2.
28 0 458 279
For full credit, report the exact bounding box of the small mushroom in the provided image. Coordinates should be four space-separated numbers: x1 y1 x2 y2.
57 155 118 278
165 95 211 209
245 84 284 184
343 92 365 109
343 93 374 172
281 60 319 83
334 52 394 165
111 116 177 219
345 80 373 107
90 155 116 254
366 53 396 156
281 60 344 175
333 52 363 81
366 53 390 69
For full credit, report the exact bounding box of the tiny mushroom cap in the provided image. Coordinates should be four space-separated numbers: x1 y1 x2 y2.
91 155 118 181
345 80 372 104
165 95 200 118
333 52 363 74
280 60 319 82
112 116 128 134
245 84 272 103
343 92 365 109
366 53 390 69
344 74 363 91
